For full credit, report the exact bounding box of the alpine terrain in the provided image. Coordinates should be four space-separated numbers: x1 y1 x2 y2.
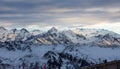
0 26 120 69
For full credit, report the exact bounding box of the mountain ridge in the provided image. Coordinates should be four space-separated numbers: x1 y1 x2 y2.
0 26 120 46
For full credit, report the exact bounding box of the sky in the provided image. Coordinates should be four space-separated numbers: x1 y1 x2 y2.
0 0 120 33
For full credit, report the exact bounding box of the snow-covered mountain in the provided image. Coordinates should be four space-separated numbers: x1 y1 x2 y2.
0 27 31 42
0 27 120 50
25 27 120 46
0 26 120 69
0 26 120 46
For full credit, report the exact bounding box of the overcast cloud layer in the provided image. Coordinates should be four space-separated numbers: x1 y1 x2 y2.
0 0 120 33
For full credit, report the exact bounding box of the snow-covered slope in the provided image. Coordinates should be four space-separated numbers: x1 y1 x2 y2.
73 28 120 38
0 44 120 69
0 27 120 69
62 30 86 44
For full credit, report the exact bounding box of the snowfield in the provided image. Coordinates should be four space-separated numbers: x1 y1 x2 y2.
66 46 120 63
0 45 120 69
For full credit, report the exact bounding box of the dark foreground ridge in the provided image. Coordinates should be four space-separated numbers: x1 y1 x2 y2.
81 60 120 69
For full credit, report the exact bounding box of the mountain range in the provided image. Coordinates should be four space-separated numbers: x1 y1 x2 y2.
0 26 120 69
0 26 120 47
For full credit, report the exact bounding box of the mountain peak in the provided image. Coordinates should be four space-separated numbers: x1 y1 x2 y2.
50 27 57 31
11 28 18 33
48 27 58 33
20 28 29 33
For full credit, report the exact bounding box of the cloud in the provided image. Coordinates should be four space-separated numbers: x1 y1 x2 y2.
0 0 120 33
83 22 120 34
